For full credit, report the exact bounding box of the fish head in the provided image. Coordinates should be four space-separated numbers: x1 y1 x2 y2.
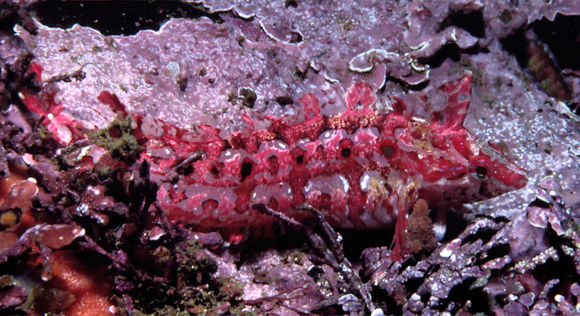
384 74 527 205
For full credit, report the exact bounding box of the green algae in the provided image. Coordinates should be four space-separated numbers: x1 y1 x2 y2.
88 116 141 162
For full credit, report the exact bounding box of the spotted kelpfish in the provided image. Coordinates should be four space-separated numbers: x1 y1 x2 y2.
22 66 526 260
135 74 525 256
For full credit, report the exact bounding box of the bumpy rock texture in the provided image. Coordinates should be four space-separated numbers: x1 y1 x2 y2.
1 0 579 315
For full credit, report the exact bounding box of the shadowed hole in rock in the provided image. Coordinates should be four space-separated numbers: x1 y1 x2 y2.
379 289 404 314
439 8 485 38
460 227 499 246
289 31 303 44
533 14 580 71
474 243 510 266
419 43 462 67
284 0 298 8
307 265 324 282
174 153 200 176
446 277 494 314
500 30 529 69
532 15 578 112
275 96 293 106
527 229 579 295
340 228 394 260
404 277 427 297
439 209 469 242
501 16 577 111
529 197 552 208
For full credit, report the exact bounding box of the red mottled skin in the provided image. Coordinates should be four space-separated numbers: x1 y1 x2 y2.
22 64 526 260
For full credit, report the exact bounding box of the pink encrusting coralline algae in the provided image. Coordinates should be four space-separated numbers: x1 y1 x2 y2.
22 65 526 260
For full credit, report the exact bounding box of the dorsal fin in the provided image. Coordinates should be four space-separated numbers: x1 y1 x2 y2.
434 74 473 129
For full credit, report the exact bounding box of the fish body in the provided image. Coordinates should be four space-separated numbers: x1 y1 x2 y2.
22 67 526 258
142 75 526 235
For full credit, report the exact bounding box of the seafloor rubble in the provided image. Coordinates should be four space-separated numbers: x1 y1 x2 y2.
1 0 579 315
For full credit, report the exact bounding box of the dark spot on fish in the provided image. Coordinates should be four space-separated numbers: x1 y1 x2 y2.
339 138 354 158
292 147 305 165
381 145 396 158
210 162 224 177
240 160 253 182
295 154 304 164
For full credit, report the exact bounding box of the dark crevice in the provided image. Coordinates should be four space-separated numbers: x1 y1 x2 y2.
439 209 469 242
475 243 510 266
289 31 303 44
531 14 579 114
371 284 403 315
501 17 576 110
532 14 580 71
418 43 461 67
339 228 394 260
529 196 552 208
439 9 485 38
461 228 497 245
284 0 298 8
446 277 494 314
32 1 223 36
500 30 528 68
404 277 426 295
531 234 580 298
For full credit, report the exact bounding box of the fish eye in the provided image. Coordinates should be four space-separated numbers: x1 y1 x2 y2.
470 165 488 180
475 166 487 177
468 155 491 181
